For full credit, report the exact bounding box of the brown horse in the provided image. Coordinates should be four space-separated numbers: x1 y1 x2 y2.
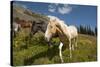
16 20 32 28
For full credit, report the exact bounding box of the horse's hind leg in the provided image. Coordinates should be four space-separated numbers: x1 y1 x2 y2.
75 37 78 48
72 37 77 50
69 39 72 58
72 38 75 51
59 42 64 63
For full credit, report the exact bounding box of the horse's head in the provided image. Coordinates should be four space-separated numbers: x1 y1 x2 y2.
45 18 58 42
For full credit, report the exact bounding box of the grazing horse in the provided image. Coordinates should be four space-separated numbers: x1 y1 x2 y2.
30 20 48 34
16 20 32 28
30 20 55 46
45 16 78 63
13 19 33 38
30 19 60 47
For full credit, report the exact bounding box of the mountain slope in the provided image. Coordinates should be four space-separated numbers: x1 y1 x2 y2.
12 3 49 23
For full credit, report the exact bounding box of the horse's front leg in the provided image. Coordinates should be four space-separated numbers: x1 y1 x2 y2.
59 42 64 63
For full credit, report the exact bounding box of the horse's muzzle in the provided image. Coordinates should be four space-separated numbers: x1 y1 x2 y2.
45 37 53 47
45 37 50 42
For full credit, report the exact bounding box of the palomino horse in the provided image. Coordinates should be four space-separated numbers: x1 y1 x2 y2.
45 16 78 62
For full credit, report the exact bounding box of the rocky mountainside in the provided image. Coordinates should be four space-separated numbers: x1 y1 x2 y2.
12 3 49 23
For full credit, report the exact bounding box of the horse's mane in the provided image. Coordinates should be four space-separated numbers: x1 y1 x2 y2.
48 15 67 31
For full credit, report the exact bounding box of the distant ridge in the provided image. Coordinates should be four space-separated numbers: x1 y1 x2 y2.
13 3 49 23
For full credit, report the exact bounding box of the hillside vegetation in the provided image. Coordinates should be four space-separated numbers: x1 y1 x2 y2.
12 28 97 66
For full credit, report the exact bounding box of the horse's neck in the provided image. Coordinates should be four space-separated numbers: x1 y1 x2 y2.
56 26 69 47
58 22 68 34
56 22 70 40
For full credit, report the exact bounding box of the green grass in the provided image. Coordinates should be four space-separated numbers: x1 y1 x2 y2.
12 29 97 66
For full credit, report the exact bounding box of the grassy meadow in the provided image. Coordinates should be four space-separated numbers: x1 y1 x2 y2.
12 28 97 66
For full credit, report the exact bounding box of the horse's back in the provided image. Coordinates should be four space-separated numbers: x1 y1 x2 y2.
68 25 78 38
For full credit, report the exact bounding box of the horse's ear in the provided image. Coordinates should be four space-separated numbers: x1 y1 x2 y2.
49 21 51 24
49 19 53 24
53 19 56 22
49 18 56 24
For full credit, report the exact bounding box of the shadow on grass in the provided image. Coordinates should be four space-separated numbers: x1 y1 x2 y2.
24 45 59 65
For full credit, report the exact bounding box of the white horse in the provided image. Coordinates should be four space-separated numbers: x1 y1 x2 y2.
45 16 78 63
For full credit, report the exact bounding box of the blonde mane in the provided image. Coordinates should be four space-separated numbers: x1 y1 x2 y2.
48 15 65 24
48 15 68 31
